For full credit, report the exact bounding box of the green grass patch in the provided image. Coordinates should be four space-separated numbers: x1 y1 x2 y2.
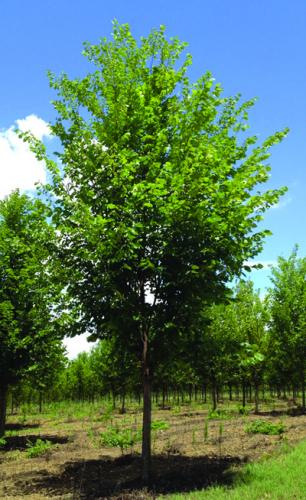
167 440 306 499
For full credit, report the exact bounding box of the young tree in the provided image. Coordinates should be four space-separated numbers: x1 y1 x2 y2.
25 23 287 480
0 191 63 436
268 248 306 410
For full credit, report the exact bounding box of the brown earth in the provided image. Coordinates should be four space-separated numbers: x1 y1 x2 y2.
0 400 305 499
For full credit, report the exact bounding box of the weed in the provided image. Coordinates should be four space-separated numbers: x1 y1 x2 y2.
4 430 18 437
203 420 209 442
0 437 7 448
208 408 229 420
151 420 169 431
26 439 53 458
100 426 142 454
218 422 224 456
237 405 250 416
97 403 114 423
87 427 100 448
245 420 286 435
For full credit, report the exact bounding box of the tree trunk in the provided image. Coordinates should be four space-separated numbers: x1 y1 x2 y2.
120 390 126 414
254 382 259 414
142 332 151 484
0 384 8 438
211 383 217 410
162 384 166 409
301 373 305 411
242 381 246 407
39 392 43 414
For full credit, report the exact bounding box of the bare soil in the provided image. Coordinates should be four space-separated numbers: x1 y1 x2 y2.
0 400 305 499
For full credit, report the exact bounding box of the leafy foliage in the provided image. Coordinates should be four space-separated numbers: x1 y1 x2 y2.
100 426 142 454
151 420 169 431
26 438 53 458
245 420 286 435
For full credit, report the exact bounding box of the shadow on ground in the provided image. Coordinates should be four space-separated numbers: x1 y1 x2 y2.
5 422 41 431
1 434 69 451
257 407 305 417
18 453 244 499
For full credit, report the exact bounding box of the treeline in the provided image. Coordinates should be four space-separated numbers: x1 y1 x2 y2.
12 260 306 414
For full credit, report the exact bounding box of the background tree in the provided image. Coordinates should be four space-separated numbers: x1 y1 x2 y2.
234 281 268 413
0 191 63 436
25 338 66 413
90 338 138 412
268 248 306 410
25 22 287 480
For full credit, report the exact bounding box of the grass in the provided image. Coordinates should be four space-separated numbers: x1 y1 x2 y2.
167 439 306 499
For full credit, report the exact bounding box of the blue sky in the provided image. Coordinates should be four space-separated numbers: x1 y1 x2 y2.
1 1 305 353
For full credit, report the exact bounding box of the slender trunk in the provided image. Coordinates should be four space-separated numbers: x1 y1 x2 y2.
236 385 239 400
162 384 166 409
120 390 126 414
11 392 14 416
211 383 217 410
254 382 259 414
242 381 246 408
0 384 8 438
229 384 232 401
112 390 116 409
39 392 43 414
216 386 220 403
301 373 305 411
142 331 151 484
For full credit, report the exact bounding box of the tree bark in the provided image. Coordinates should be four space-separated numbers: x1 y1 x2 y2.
39 392 43 414
242 381 246 407
301 373 305 411
120 389 126 414
211 383 217 410
254 382 259 414
162 384 166 409
0 384 8 438
142 331 151 484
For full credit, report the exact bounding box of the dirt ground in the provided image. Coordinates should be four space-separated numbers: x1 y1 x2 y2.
0 401 305 499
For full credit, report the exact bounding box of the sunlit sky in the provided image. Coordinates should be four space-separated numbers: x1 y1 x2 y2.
1 1 305 357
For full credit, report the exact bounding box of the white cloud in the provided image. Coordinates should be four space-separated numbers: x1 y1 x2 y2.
271 196 292 210
0 114 51 199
